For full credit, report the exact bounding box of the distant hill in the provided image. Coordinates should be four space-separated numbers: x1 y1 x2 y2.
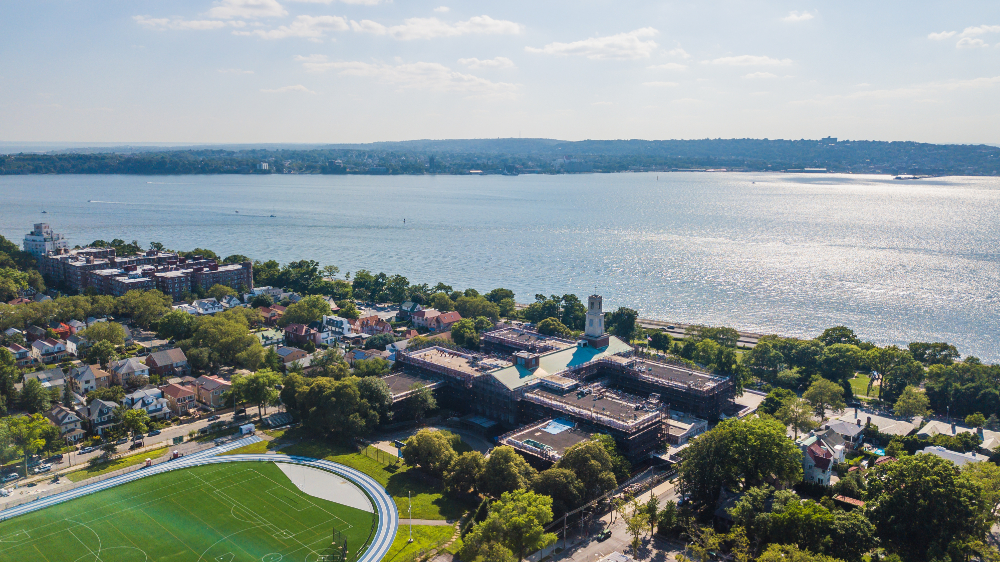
1 138 998 176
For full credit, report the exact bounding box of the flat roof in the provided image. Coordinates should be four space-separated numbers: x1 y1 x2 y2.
382 371 440 397
407 347 486 378
506 420 594 456
630 359 729 390
526 385 661 424
486 328 576 351
490 336 633 390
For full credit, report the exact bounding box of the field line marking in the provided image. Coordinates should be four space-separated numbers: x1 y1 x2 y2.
67 527 103 562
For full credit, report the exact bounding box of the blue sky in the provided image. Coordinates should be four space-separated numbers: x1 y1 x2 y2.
2 1 998 144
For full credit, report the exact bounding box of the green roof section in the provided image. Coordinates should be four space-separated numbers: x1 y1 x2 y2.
489 336 633 390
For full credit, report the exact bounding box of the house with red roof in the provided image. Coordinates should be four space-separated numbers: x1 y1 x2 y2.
355 315 393 335
284 323 321 346
430 311 462 332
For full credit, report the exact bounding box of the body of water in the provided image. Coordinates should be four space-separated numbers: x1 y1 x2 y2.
1 172 998 361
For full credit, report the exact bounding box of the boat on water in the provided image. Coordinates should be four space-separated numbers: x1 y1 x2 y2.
269 214 276 218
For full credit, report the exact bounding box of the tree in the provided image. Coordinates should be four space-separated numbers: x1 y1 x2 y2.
2 413 49 476
447 451 486 495
678 416 802 506
962 461 1000 530
402 429 457 478
353 357 391 378
817 326 860 347
310 348 351 380
115 289 171 328
428 292 455 312
560 295 587 331
156 310 197 340
776 397 818 439
485 288 514 304
86 385 125 404
966 412 987 428
531 468 584 518
745 340 786 382
20 378 51 414
222 254 250 264
80 321 126 346
205 284 237 301
649 331 673 352
250 293 273 308
403 383 437 423
819 344 862 385
336 300 360 319
460 489 556 562
803 377 846 419
479 446 538 498
622 498 648 550
116 407 150 440
455 296 500 322
643 494 660 537
363 333 396 350
605 307 639 340
909 342 960 366
294 377 380 439
757 544 844 562
241 369 282 420
687 325 740 348
657 501 677 535
555 440 618 501
87 339 119 368
536 317 573 338
866 453 986 562
759 388 796 415
592 433 632 482
356 376 393 426
278 295 331 327
893 385 931 418
451 318 480 349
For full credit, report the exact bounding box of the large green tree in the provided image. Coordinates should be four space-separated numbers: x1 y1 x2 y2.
278 295 331 327
803 377 846 419
555 440 617 501
678 416 802 505
531 468 584 518
460 489 557 562
402 429 458 478
478 446 538 498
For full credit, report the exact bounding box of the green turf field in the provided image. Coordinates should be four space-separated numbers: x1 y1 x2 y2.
0 461 377 562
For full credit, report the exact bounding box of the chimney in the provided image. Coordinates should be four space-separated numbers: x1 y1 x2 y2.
857 419 861 427
854 406 858 417
867 416 871 426
978 427 985 439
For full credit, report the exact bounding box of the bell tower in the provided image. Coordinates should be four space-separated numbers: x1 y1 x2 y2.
585 294 604 339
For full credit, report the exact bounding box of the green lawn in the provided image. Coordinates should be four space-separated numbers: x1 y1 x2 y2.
380 525 455 562
65 446 170 482
0 461 377 562
851 374 877 399
272 429 473 521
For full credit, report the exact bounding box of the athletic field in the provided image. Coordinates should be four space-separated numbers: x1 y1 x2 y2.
0 461 378 562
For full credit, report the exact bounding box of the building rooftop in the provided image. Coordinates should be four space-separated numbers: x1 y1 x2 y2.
920 445 986 466
490 336 633 391
502 419 595 459
525 384 662 426
628 358 730 391
406 347 489 378
382 371 442 399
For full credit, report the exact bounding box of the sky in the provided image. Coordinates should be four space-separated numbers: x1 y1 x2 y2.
1 1 999 145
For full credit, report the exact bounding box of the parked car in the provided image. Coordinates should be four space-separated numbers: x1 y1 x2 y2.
147 430 161 436
207 415 221 422
1 473 19 483
0 488 9 497
80 446 95 454
596 529 612 541
26 458 41 468
32 464 52 474
234 408 246 416
115 437 128 445
46 454 64 463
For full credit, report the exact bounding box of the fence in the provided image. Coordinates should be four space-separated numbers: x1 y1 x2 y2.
0 440 218 512
360 445 403 467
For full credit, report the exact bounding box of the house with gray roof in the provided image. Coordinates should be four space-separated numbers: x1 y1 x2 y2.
80 399 119 436
108 357 149 383
124 387 170 420
920 445 986 467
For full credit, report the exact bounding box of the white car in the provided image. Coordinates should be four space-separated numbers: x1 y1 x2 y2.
32 464 52 474
0 488 9 497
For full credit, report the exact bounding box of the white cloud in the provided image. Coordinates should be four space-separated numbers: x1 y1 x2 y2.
525 28 658 60
458 56 515 69
434 6 450 12
647 63 687 70
294 54 329 63
793 75 1000 105
235 15 349 39
261 84 316 93
643 81 677 87
782 11 814 22
744 72 777 78
288 0 384 4
591 101 613 106
206 0 287 19
134 16 242 30
388 16 522 40
297 56 518 97
928 31 956 40
959 25 1000 37
705 55 793 66
351 19 387 34
218 68 255 74
665 48 690 59
957 37 989 49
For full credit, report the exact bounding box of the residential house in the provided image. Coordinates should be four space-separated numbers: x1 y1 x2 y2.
33 294 52 303
411 309 440 329
833 408 916 437
161 383 196 416
323 315 354 338
194 375 231 408
124 387 171 420
823 420 865 451
80 399 119 436
91 364 113 389
65 334 90 357
23 367 67 391
219 295 243 309
244 286 283 304
192 298 225 315
916 419 1000 455
45 404 85 444
284 323 322 346
30 338 67 363
3 327 22 338
308 320 335 346
430 311 462 332
66 319 86 334
68 364 99 394
25 325 48 342
796 429 846 486
345 348 376 365
108 357 150 384
355 315 393 335
256 328 284 347
920 445 986 467
258 305 286 326
5 343 33 367
398 301 423 320
7 297 32 306
276 346 308 366
386 339 411 360
146 348 190 377
48 321 72 340
85 316 108 327
172 303 198 315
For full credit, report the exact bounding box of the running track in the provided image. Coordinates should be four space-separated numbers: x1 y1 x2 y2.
0 436 399 562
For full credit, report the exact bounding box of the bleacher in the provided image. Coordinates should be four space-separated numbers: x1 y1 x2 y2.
263 412 293 428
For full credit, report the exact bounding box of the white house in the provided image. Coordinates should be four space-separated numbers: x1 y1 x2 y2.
172 303 198 315
124 387 171 420
65 334 90 357
69 364 99 394
192 298 225 315
920 445 986 467
108 357 150 382
796 429 846 486
323 315 354 338
30 338 67 362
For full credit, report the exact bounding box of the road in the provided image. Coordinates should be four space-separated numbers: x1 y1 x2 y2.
637 318 761 349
